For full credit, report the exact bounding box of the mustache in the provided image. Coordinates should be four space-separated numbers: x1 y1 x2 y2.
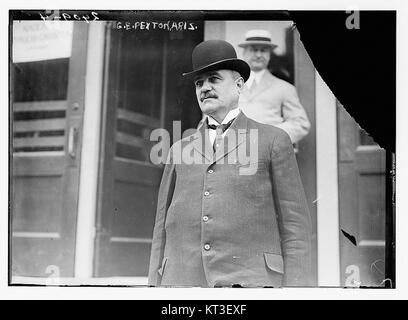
200 93 218 102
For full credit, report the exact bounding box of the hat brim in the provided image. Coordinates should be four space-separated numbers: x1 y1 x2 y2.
182 58 250 82
238 41 277 49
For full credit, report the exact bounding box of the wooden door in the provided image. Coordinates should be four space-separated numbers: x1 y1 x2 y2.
11 22 88 277
338 102 386 287
94 23 203 277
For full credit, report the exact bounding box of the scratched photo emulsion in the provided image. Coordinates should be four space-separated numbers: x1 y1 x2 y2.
9 10 393 288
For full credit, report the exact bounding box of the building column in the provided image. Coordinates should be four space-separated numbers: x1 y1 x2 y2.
315 71 340 286
74 22 106 279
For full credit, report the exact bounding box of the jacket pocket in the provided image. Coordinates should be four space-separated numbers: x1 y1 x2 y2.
264 253 284 274
158 257 168 276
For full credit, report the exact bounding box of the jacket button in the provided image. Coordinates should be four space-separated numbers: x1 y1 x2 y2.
203 215 209 222
204 191 210 196
204 244 211 251
208 169 214 174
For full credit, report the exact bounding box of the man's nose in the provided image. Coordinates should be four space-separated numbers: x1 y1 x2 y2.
201 80 211 91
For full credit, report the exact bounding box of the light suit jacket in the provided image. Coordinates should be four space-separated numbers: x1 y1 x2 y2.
148 111 312 287
239 70 310 144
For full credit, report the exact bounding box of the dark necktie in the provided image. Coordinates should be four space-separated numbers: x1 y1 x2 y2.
207 118 235 152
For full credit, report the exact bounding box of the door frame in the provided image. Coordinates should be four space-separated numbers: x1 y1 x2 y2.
73 21 106 279
315 72 340 286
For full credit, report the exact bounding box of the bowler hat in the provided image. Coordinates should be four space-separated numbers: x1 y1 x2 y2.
182 40 250 82
238 29 277 49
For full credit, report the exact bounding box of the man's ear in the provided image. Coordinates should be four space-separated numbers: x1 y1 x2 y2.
236 77 245 93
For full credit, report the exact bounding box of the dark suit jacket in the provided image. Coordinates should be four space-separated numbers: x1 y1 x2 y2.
148 111 312 287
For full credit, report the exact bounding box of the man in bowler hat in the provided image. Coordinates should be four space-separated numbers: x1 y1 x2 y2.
148 39 312 287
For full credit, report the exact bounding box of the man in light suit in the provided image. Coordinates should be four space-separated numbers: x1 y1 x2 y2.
239 29 311 144
148 40 312 287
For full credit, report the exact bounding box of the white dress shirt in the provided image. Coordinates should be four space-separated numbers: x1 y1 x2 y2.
207 107 240 146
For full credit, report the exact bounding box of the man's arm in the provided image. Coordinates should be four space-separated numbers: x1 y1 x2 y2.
270 130 313 286
147 150 176 286
273 84 311 144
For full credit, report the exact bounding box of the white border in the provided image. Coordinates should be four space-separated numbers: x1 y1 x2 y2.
2 0 407 300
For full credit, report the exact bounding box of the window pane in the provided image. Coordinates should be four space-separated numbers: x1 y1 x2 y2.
11 21 74 153
13 58 70 102
118 30 164 118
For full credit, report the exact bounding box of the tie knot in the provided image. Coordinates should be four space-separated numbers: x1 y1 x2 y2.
207 119 235 133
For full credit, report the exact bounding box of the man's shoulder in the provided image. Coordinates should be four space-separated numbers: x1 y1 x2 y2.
171 129 200 148
246 115 290 140
246 117 293 154
264 71 296 91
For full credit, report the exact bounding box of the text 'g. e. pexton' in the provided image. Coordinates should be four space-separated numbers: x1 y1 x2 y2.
113 20 198 32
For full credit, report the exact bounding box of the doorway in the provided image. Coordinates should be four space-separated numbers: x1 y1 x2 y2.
11 22 89 278
94 22 203 277
337 102 387 287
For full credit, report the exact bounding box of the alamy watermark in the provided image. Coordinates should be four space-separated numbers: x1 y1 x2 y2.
149 121 261 175
345 9 360 30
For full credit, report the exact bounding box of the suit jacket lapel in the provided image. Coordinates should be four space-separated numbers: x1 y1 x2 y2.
192 121 214 163
213 111 248 163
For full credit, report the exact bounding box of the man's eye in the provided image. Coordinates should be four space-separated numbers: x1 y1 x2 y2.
195 81 203 87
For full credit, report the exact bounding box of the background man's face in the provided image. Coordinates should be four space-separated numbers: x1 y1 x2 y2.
194 69 241 117
243 45 271 72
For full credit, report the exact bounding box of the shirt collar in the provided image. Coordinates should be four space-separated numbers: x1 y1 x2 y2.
253 69 266 84
207 107 240 126
247 69 266 87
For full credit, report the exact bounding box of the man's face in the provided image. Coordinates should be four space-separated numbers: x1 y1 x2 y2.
243 45 271 72
194 69 243 117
